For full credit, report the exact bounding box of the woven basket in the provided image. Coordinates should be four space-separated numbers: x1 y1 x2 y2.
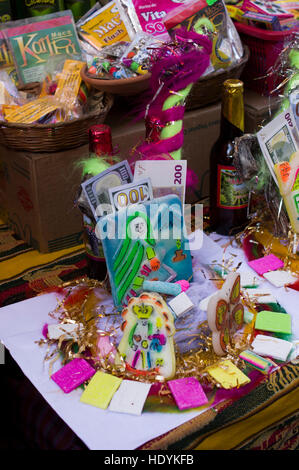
0 93 114 153
186 46 250 110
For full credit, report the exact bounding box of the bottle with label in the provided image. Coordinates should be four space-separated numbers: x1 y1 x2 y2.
209 79 248 235
82 124 113 281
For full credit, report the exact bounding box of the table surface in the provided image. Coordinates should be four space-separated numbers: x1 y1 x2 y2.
1 231 299 450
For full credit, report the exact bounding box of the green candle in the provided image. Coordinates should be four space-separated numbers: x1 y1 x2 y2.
160 84 193 160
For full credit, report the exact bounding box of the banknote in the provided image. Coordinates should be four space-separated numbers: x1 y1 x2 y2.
257 107 299 185
133 160 187 205
81 160 133 218
109 178 153 212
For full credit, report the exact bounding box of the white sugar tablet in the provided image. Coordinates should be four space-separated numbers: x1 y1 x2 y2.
263 270 297 288
168 292 194 318
109 380 152 415
251 334 293 362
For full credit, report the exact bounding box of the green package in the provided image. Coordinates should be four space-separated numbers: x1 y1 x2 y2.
3 11 82 85
0 0 12 23
65 0 97 22
22 0 65 17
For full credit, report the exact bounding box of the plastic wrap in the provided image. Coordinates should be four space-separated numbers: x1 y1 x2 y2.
164 0 244 73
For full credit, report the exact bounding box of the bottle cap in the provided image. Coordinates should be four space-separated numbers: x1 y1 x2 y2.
89 125 113 156
223 79 244 92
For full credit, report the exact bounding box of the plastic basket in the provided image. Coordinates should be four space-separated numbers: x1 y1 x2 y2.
235 22 297 96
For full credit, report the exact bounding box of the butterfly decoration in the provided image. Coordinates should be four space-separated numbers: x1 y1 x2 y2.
207 273 244 356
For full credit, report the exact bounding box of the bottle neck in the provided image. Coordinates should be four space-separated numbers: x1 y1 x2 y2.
219 87 244 140
219 115 244 141
89 140 113 156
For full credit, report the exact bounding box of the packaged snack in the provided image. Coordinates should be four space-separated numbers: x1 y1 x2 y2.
0 0 12 23
116 0 189 40
0 28 17 85
4 96 59 124
0 69 22 121
0 69 20 104
77 1 133 51
164 0 243 71
120 32 158 75
241 0 294 19
65 0 97 22
20 0 65 17
241 11 282 30
3 11 82 85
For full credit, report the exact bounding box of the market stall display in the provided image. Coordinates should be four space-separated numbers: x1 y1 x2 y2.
0 0 299 452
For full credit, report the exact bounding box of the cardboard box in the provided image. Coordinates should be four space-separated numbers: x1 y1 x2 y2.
244 89 281 133
0 144 87 253
0 100 221 253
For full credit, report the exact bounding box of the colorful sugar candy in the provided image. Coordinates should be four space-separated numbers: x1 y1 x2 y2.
207 360 250 389
239 350 274 374
117 292 176 379
51 358 95 394
251 334 293 362
168 377 208 410
80 371 122 409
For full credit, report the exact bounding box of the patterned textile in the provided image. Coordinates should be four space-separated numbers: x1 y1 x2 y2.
0 218 87 308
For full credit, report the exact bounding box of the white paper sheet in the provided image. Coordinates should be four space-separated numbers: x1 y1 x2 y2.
0 231 298 450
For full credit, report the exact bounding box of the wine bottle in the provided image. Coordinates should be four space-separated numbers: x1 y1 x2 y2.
209 79 248 235
83 125 113 281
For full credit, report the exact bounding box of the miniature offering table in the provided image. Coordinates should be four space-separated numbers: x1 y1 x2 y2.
1 231 299 450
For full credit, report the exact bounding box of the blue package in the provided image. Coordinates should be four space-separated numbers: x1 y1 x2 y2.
99 195 193 309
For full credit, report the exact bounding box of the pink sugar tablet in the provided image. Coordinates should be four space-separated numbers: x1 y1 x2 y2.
168 377 208 410
51 358 96 393
248 254 284 276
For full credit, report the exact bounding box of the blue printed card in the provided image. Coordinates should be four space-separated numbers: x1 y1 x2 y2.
99 195 193 309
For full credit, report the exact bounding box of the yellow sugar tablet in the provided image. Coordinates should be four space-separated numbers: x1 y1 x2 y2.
80 371 122 409
207 360 250 389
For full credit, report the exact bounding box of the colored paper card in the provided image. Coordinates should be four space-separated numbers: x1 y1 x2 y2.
248 254 284 276
255 311 292 335
263 270 297 287
168 377 209 410
251 334 293 362
207 360 250 389
100 195 193 309
109 380 152 415
51 358 96 394
239 350 274 374
80 371 122 409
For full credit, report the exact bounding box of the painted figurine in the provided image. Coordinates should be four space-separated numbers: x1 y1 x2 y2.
117 292 176 379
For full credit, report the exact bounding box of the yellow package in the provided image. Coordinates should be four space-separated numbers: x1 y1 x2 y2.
54 59 85 110
78 1 131 50
4 96 58 124
0 81 14 105
226 5 246 23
